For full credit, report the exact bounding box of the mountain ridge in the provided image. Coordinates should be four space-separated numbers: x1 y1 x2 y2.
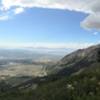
49 44 100 76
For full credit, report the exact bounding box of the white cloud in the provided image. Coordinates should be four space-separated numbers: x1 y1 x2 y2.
14 7 24 14
81 13 100 30
0 0 100 30
0 0 92 13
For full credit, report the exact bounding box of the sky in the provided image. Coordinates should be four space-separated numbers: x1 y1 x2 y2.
0 0 100 49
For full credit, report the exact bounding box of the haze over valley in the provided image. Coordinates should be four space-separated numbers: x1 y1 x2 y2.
0 47 71 81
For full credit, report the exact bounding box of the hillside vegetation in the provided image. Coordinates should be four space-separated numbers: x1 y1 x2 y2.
0 63 100 100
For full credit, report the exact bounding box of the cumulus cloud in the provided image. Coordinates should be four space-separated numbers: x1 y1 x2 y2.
0 0 100 30
81 13 100 30
0 0 92 13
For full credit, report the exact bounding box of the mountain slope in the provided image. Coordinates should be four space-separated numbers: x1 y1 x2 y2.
49 44 100 76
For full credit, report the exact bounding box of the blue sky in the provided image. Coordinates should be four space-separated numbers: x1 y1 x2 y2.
0 0 100 49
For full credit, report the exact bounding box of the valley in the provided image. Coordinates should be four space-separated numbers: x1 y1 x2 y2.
0 44 100 100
